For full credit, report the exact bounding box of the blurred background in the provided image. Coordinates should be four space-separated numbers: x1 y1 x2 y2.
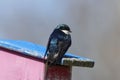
0 0 120 80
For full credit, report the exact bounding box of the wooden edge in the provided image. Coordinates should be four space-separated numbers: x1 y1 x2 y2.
62 58 94 68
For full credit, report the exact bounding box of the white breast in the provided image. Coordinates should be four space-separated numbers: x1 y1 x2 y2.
61 30 70 34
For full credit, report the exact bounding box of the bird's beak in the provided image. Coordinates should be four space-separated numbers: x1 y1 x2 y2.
69 30 72 33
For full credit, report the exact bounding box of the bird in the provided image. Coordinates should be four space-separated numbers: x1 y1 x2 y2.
44 24 72 79
44 24 72 65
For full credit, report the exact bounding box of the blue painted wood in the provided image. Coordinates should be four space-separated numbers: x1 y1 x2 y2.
0 39 94 67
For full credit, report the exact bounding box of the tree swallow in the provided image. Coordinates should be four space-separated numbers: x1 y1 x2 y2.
44 24 72 65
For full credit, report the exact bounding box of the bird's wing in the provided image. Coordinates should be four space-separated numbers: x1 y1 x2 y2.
44 29 58 59
44 36 51 59
47 37 59 59
48 36 71 64
55 39 71 63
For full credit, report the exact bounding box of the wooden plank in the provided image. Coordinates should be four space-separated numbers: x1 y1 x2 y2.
62 58 94 68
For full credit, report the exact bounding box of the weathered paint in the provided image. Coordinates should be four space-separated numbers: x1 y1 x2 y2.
0 48 45 80
0 39 94 67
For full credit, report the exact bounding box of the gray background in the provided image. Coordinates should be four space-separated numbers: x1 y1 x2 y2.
0 0 120 80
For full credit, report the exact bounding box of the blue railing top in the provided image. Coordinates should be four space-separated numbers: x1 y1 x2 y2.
0 39 94 67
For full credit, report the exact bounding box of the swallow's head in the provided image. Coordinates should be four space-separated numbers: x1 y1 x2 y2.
56 24 72 34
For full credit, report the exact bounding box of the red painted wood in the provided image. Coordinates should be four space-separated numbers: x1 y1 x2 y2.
0 48 72 80
47 66 71 80
0 48 45 80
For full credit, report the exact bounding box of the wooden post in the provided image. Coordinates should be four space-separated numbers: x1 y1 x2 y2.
47 65 71 80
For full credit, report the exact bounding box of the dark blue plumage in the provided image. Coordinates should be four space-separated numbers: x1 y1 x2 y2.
44 24 72 65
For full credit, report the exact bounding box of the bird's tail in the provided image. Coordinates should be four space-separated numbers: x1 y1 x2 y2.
44 50 47 59
44 61 49 80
